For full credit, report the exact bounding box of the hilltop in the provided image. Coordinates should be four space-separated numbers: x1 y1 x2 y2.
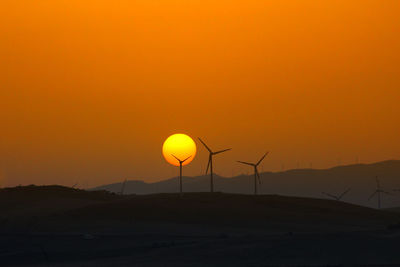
0 185 121 219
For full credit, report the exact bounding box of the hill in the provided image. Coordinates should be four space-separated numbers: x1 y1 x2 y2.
1 186 400 266
92 160 400 208
63 192 400 232
0 185 398 233
0 185 121 219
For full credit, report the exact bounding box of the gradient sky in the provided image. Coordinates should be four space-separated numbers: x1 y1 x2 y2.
1 1 399 187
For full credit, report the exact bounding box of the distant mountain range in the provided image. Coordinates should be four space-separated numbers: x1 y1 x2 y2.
92 160 400 209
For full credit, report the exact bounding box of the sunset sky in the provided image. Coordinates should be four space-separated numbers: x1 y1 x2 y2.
1 1 399 187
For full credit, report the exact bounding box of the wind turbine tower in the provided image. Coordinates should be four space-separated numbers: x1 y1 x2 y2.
120 179 127 195
198 138 231 193
368 176 390 209
172 154 192 196
237 152 269 195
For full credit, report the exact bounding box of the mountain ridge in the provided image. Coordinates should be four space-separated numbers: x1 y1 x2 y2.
92 160 400 208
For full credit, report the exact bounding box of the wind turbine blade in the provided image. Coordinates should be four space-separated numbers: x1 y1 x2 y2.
213 148 232 155
205 158 211 175
198 138 212 153
256 152 269 166
171 154 181 162
237 161 254 166
182 155 192 163
368 191 378 201
322 192 337 200
339 188 351 199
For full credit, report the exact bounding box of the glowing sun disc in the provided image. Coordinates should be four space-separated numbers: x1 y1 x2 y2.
162 133 196 166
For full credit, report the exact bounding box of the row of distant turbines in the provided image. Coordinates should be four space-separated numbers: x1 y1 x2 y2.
170 139 396 208
322 176 396 209
171 140 396 208
172 138 268 196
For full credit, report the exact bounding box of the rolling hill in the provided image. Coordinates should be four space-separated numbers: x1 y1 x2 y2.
92 160 400 208
0 185 121 219
63 192 400 232
1 186 400 266
0 185 399 233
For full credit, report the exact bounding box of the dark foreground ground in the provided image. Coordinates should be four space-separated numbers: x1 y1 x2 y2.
1 186 400 266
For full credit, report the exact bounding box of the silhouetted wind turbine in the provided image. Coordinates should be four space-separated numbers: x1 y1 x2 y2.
368 176 390 209
172 154 192 196
237 152 269 195
322 188 351 201
198 138 231 193
120 179 127 195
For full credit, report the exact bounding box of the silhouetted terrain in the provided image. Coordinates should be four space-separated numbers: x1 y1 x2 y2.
1 185 400 266
93 160 400 208
0 185 120 219
1 186 398 232
386 207 400 213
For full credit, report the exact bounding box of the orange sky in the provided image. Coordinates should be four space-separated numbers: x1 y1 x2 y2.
0 0 399 187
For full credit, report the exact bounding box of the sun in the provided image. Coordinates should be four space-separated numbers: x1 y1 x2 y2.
162 133 196 166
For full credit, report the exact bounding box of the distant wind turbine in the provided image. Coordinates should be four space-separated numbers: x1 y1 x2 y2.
198 138 231 193
237 152 269 195
368 176 391 209
172 154 192 196
322 188 351 201
120 179 127 195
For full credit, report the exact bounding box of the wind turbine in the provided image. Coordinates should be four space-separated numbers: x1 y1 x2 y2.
198 138 231 193
120 179 127 195
368 176 390 209
322 188 351 201
237 152 269 195
172 154 192 196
